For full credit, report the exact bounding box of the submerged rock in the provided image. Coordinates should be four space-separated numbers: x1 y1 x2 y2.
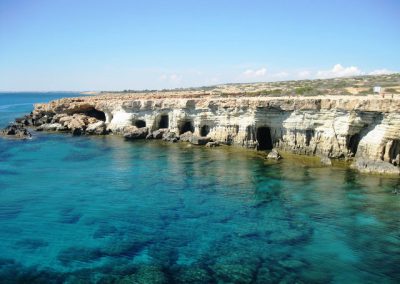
267 149 282 160
206 141 220 147
123 265 167 284
15 238 49 250
351 157 400 175
190 136 211 145
174 266 212 283
320 156 332 166
57 246 103 265
211 263 255 284
72 128 82 136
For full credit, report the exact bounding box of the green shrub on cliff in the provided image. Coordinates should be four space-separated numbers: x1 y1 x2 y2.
295 86 314 95
385 88 399 94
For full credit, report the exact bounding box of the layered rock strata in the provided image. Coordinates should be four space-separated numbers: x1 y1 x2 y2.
14 94 400 174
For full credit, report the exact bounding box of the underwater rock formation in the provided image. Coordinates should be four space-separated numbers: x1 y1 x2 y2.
13 93 400 174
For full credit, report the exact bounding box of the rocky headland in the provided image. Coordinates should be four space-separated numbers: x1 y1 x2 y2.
3 89 400 175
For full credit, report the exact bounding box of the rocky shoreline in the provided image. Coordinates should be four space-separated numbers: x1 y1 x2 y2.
2 93 400 175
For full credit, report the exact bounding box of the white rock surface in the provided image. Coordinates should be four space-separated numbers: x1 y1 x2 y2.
32 94 400 174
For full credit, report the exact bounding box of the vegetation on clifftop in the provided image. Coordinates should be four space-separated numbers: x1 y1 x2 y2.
102 73 400 97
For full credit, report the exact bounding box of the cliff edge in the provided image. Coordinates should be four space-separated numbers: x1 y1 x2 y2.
23 92 400 175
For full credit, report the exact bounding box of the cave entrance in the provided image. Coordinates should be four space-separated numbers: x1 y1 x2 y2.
389 140 400 165
200 125 210 137
84 108 106 121
179 120 194 134
158 115 169 129
347 133 361 156
134 120 146 128
305 129 314 146
256 127 273 150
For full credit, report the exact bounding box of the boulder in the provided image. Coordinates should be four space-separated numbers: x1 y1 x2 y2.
147 128 169 139
51 113 68 123
351 158 400 175
123 126 149 139
36 123 66 132
267 149 282 160
190 136 211 145
33 114 53 126
206 141 220 147
162 131 178 142
86 121 107 135
15 114 34 126
1 124 31 139
179 131 194 142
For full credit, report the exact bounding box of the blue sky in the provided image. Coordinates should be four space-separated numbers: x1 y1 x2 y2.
0 0 399 91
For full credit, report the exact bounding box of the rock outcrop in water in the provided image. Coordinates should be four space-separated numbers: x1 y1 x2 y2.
0 116 32 139
11 92 400 174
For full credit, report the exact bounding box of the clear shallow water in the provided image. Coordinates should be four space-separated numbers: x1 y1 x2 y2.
0 93 400 283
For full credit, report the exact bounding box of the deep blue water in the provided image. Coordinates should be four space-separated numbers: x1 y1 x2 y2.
0 93 400 283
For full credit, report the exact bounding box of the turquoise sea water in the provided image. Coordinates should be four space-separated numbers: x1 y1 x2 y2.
0 93 400 283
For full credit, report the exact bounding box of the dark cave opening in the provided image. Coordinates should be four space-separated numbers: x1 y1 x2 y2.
347 133 361 156
389 140 400 165
84 108 106 121
256 127 273 150
179 121 194 134
200 125 210 137
158 115 169 129
134 120 146 128
305 129 314 146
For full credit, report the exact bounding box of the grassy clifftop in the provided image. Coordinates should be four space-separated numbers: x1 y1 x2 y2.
102 73 400 97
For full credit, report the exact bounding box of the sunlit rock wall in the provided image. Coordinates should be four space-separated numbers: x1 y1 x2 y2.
33 95 400 174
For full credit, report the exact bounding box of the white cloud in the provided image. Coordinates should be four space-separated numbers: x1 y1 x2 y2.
368 69 396 75
273 71 289 79
242 67 267 78
297 70 311 78
316 64 363 79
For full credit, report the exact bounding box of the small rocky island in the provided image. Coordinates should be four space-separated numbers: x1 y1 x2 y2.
3 74 400 175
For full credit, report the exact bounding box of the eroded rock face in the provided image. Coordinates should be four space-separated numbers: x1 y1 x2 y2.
27 94 400 174
37 123 66 132
86 121 107 135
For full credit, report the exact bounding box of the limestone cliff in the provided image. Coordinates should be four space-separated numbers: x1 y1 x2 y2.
31 93 400 175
